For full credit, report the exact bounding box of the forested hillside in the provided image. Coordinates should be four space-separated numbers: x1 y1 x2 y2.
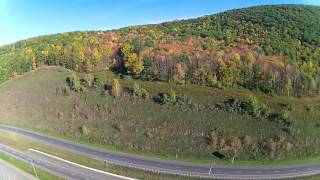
0 4 319 96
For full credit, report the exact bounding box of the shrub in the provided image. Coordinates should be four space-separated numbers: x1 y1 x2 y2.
305 105 314 112
133 82 141 96
132 82 149 99
279 110 290 121
242 135 252 146
279 110 294 127
140 88 149 99
286 142 293 152
222 98 242 113
111 79 122 97
225 136 242 164
215 96 270 119
66 73 85 92
161 89 177 104
257 103 271 118
176 94 193 109
241 95 259 116
209 129 219 148
55 86 70 96
81 73 94 87
79 125 90 137
267 138 278 158
113 123 125 132
93 76 104 90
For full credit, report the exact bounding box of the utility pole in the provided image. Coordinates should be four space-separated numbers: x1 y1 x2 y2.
209 161 216 175
31 160 38 178
209 166 213 175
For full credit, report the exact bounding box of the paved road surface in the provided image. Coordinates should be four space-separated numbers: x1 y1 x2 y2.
0 125 320 179
0 159 36 180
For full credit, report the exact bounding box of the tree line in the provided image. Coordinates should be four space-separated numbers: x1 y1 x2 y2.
0 5 319 97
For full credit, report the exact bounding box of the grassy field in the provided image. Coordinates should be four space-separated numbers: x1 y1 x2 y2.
0 66 319 166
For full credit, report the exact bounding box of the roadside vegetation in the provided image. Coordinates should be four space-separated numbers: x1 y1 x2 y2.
0 67 319 166
0 151 59 180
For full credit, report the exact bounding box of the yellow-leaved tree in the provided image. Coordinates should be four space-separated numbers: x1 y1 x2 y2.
25 48 36 70
121 43 144 75
111 79 121 97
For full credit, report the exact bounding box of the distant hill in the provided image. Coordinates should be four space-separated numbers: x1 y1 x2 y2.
0 4 319 96
155 4 320 48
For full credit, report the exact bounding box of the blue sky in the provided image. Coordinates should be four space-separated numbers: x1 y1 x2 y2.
0 0 319 46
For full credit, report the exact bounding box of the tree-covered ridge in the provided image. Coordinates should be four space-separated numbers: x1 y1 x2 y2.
158 5 320 47
0 4 319 96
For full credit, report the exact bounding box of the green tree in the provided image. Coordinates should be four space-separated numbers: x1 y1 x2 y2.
218 65 233 85
262 72 274 94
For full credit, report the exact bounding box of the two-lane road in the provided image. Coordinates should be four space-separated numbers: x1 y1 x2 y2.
0 125 319 179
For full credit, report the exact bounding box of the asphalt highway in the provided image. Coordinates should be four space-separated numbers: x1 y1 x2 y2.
0 125 319 179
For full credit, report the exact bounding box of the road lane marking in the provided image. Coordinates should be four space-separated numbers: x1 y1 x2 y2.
29 148 137 180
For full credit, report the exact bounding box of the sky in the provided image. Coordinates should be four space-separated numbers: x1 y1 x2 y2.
0 0 319 46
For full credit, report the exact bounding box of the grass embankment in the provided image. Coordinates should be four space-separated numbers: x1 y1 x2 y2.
0 149 59 180
0 130 199 180
0 66 320 166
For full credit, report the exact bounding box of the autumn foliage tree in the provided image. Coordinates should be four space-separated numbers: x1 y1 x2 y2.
111 79 122 97
0 5 319 97
121 43 144 75
25 48 36 70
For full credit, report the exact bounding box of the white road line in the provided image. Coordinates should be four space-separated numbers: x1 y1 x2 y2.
28 148 137 180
